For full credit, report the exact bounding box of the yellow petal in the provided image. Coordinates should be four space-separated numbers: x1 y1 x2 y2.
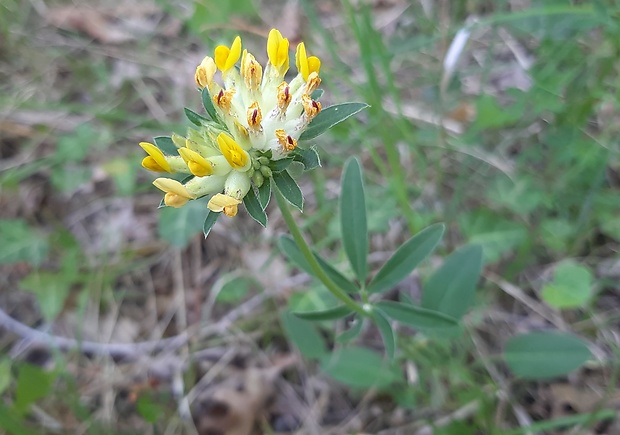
142 156 168 172
226 36 242 71
139 142 171 172
195 56 216 89
214 36 242 72
295 43 320 81
214 45 230 71
152 178 194 199
208 193 241 217
217 133 250 171
178 147 213 177
267 29 289 71
164 192 190 208
295 42 308 80
307 56 321 76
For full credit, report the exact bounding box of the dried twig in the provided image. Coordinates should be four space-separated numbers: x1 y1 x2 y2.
0 290 270 361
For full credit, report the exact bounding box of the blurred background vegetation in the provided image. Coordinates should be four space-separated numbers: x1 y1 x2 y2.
1 0 619 433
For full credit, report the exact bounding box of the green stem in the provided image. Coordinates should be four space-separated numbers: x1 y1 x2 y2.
275 190 366 317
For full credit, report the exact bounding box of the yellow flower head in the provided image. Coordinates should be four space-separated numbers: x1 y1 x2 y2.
208 193 242 217
214 36 242 72
195 56 217 89
295 42 321 81
178 147 214 177
267 29 290 75
140 142 171 173
217 133 251 171
153 178 195 208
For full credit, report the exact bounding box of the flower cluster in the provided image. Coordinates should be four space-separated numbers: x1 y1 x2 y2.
139 29 322 218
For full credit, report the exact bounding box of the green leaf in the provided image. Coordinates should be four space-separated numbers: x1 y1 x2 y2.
459 210 526 263
292 147 321 171
421 244 483 319
20 272 71 322
258 179 271 209
311 89 324 100
0 404 32 434
136 395 164 423
54 124 94 162
377 301 459 329
504 332 591 380
184 108 208 126
340 158 368 283
541 261 593 309
300 102 369 141
278 236 358 294
294 305 352 321
0 220 49 266
320 346 398 388
270 158 293 173
200 87 219 121
50 166 92 193
203 210 220 239
367 223 445 294
0 359 11 396
158 200 205 247
336 317 364 343
280 311 327 359
243 187 267 227
14 364 56 414
215 274 258 303
187 0 255 33
153 136 178 155
373 309 395 360
273 170 303 211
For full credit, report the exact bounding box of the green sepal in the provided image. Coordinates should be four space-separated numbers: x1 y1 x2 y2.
243 187 267 227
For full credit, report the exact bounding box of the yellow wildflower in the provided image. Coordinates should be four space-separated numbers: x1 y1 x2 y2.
140 142 171 173
208 193 242 217
217 133 251 171
153 178 195 208
267 29 290 76
178 147 213 177
214 36 242 72
295 42 321 81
